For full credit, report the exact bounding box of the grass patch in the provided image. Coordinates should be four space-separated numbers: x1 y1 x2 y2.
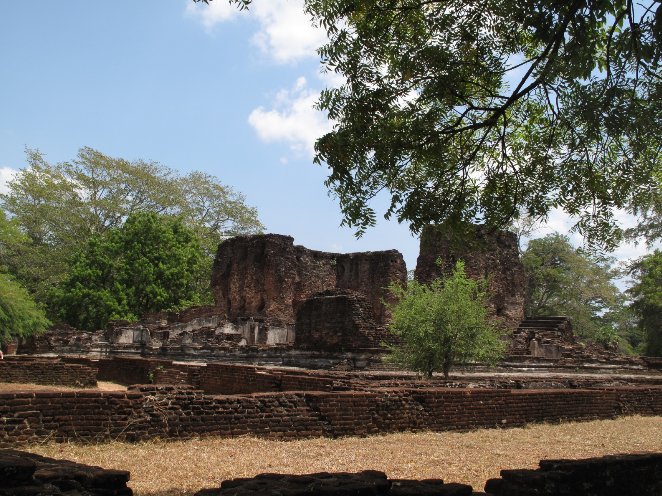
26 415 662 496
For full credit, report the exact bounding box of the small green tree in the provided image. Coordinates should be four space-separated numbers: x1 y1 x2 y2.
386 261 505 379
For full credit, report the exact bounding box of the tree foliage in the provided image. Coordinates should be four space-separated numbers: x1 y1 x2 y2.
208 0 661 247
0 273 50 346
386 261 505 378
522 233 632 349
629 250 662 356
51 212 206 331
1 147 263 302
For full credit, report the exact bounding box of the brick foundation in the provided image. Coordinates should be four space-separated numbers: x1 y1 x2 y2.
0 385 660 447
0 357 97 388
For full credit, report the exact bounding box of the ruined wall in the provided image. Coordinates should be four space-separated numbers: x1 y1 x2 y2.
295 290 390 352
485 453 662 496
0 386 661 447
211 234 406 326
414 224 527 328
0 450 132 496
0 357 97 388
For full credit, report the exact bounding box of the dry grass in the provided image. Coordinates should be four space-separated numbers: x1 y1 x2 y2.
0 381 126 393
26 416 662 496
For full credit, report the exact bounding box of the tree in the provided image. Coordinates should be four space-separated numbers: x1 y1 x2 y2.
629 251 662 356
386 261 505 378
204 0 661 247
51 212 206 331
0 274 50 346
0 212 49 345
1 147 263 303
522 233 626 347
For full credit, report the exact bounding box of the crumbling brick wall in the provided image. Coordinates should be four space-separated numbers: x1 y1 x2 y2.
1 385 660 447
414 224 527 328
211 234 406 327
294 290 391 352
0 357 97 388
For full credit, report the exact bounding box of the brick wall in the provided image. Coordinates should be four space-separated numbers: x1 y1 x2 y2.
0 358 97 388
1 385 660 447
485 453 662 495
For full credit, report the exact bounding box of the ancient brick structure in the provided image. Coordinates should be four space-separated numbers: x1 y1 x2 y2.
295 290 392 352
211 234 407 327
485 453 662 496
196 471 472 496
0 357 97 388
0 450 132 496
414 224 527 328
1 383 661 447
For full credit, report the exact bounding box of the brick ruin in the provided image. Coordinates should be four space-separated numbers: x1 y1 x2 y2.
414 223 527 329
211 233 406 328
11 228 649 370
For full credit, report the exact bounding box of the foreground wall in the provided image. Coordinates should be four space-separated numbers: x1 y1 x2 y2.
1 385 660 447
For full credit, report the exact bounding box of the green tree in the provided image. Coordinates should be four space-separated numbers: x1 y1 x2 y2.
386 261 505 378
1 147 263 303
205 0 660 247
629 251 662 356
0 273 50 346
522 233 625 347
51 212 206 331
0 212 49 344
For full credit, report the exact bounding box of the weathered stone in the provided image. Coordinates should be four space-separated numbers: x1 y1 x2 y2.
295 290 392 352
212 234 406 327
0 450 132 496
414 224 526 328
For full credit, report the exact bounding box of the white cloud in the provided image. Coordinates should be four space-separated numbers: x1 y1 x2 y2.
248 77 332 157
250 0 326 64
186 0 326 64
0 167 17 195
185 0 241 31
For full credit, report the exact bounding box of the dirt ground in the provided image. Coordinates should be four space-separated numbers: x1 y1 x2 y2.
24 416 662 496
0 381 126 392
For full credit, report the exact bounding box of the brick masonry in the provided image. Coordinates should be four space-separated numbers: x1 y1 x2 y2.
0 357 97 388
0 385 660 447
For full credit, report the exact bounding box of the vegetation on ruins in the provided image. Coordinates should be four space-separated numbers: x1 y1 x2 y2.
209 0 660 249
629 251 662 356
386 261 505 378
0 147 263 314
50 212 206 331
521 233 639 351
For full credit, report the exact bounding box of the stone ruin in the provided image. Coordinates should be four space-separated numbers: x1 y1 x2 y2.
211 234 407 350
415 223 527 328
15 227 647 370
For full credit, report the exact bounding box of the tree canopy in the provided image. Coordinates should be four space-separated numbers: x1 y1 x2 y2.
212 0 661 247
522 233 635 349
629 250 662 356
1 147 263 303
51 212 207 331
386 261 505 378
0 211 49 344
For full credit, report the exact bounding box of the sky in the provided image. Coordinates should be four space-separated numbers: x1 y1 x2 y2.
0 1 655 277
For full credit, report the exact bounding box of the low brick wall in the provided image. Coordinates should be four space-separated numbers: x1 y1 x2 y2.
0 449 132 495
0 385 660 447
0 357 97 388
485 453 662 495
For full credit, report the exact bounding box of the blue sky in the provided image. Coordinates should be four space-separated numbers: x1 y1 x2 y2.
0 0 653 274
